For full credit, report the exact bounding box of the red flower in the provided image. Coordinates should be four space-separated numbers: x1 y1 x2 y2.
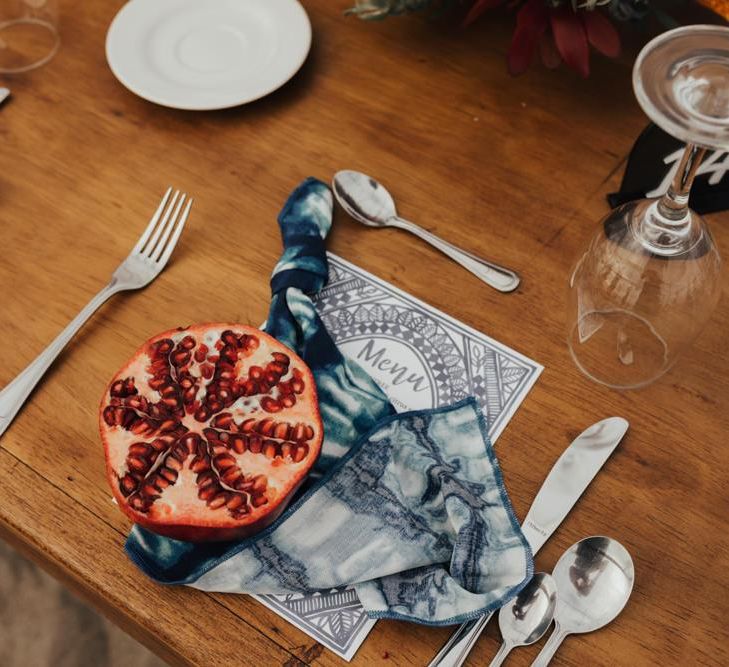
464 0 621 76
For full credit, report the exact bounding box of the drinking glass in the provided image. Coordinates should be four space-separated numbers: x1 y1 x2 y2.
567 25 728 390
0 0 58 73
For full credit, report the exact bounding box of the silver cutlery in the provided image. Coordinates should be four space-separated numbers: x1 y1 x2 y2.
428 417 629 667
0 88 10 105
331 170 521 293
0 188 192 438
489 572 557 667
531 536 635 667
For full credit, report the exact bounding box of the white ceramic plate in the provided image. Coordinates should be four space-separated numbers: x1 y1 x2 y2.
106 0 312 110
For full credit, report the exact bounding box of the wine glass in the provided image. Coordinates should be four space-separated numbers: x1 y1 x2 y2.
567 25 727 390
0 0 59 74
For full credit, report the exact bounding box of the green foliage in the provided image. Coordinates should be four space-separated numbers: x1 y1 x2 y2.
345 0 441 19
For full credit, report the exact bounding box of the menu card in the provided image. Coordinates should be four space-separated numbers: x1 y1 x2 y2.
254 253 542 660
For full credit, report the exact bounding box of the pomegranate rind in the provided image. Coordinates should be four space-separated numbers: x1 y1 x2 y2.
99 323 323 542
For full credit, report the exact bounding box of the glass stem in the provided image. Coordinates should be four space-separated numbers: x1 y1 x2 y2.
656 143 706 222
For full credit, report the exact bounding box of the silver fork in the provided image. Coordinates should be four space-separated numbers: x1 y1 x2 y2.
0 188 193 439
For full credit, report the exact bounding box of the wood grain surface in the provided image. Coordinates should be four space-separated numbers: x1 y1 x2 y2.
0 2 727 665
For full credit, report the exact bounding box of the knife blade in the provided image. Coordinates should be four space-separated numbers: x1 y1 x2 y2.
0 88 9 105
427 417 629 667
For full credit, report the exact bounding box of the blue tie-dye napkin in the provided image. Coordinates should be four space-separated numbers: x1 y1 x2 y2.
125 178 533 625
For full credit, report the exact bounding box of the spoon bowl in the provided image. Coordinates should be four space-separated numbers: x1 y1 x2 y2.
332 170 398 227
489 572 557 667
531 536 635 667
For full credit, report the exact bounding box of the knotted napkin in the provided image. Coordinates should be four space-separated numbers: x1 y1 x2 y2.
125 178 533 625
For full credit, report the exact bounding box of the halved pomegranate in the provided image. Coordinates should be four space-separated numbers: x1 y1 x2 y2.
99 324 323 542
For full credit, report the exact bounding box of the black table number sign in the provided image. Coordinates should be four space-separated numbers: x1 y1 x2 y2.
608 123 729 215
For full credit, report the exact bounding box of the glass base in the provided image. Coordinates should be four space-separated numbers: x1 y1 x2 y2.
0 18 59 73
568 310 671 390
634 25 729 150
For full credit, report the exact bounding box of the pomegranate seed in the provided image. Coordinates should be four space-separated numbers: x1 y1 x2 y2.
263 441 278 459
251 475 267 493
293 444 309 463
274 423 290 440
212 413 233 429
197 471 215 488
257 419 275 436
239 418 256 433
166 456 183 471
120 475 137 495
198 485 218 501
194 344 209 363
128 457 147 472
103 406 116 426
129 443 151 457
208 493 228 510
180 434 200 453
251 494 268 508
221 330 238 345
222 467 243 485
214 454 236 471
160 467 178 483
269 362 287 376
280 395 296 408
248 435 263 453
190 457 210 473
180 335 196 350
261 397 282 413
154 476 170 490
142 482 160 497
200 363 214 379
231 436 247 454
226 494 245 510
194 406 211 422
281 442 294 459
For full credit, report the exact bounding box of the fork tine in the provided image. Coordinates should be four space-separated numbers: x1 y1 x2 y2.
142 189 180 256
132 187 172 255
150 193 186 262
157 198 192 267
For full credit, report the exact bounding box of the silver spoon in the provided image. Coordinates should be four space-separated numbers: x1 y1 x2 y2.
531 536 635 667
489 572 557 667
331 170 521 293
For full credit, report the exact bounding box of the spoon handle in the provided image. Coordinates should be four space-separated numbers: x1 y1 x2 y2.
531 624 569 667
488 641 514 667
393 217 520 293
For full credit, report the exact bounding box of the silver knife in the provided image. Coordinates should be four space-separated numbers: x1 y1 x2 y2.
427 416 629 667
0 88 9 105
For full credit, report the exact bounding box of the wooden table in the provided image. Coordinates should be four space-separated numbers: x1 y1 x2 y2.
1 2 727 665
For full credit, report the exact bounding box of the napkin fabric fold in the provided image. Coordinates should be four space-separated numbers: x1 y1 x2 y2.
124 178 533 625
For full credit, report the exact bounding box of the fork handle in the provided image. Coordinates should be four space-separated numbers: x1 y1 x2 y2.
0 283 118 438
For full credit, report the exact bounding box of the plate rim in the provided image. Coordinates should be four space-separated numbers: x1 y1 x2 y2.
105 0 312 111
